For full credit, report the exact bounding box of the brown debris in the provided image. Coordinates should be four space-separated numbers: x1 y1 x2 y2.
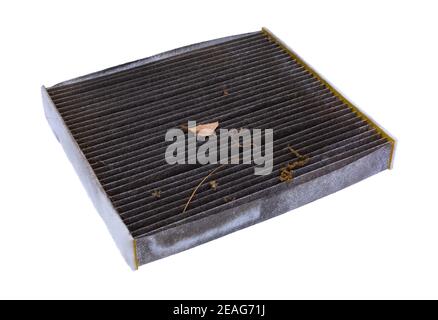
287 145 304 158
279 146 309 183
151 189 161 199
209 180 218 191
279 166 293 182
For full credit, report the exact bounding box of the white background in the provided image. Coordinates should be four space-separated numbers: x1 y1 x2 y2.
0 0 437 299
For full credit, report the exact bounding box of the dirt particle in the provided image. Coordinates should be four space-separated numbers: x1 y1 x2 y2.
224 195 235 203
209 180 218 191
151 189 161 199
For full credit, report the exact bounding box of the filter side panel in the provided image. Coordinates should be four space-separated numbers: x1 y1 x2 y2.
136 143 391 265
42 86 137 270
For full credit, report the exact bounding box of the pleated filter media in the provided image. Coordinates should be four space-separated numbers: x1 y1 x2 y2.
42 28 395 269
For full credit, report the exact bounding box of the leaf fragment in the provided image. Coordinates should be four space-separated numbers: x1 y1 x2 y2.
188 121 219 137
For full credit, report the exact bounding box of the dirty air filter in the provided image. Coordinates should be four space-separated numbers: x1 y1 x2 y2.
42 28 395 269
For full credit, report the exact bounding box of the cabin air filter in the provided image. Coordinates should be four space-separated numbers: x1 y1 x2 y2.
42 28 395 270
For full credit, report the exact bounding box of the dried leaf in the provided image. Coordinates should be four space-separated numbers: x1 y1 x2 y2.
188 121 219 137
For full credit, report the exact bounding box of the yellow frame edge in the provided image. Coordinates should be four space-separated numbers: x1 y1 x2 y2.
261 27 395 169
133 239 139 270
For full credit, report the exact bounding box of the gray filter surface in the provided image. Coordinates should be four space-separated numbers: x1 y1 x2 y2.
42 28 395 269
